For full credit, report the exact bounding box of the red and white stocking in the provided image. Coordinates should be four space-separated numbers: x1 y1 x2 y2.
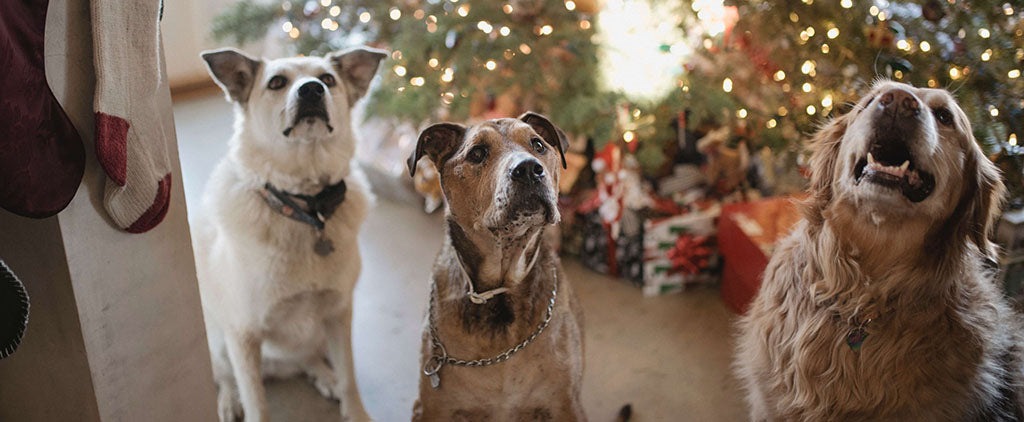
91 0 172 233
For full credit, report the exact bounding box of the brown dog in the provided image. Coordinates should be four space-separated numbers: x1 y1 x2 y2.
736 81 1024 420
407 113 587 421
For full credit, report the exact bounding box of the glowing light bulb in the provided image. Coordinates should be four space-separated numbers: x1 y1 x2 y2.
319 0 330 6
723 78 733 92
410 77 425 86
428 58 439 68
503 4 513 14
579 20 591 30
982 49 993 61
359 12 371 23
897 39 909 50
774 70 786 81
623 131 635 142
519 44 531 54
441 68 454 82
766 119 778 128
288 27 300 39
801 60 815 74
802 82 813 92
389 8 401 20
565 1 576 11
989 106 999 117
329 6 340 16
485 60 497 70
827 28 839 39
821 94 833 108
1009 133 1018 146
807 105 817 115
949 67 961 80
393 66 407 77
500 26 511 36
893 70 903 79
979 28 991 38
540 25 553 35
457 5 469 17
928 79 938 87
869 6 879 16
737 109 748 118
920 41 931 52
477 21 493 34
841 0 852 8
282 21 293 32
778 106 788 116
1010 69 1022 79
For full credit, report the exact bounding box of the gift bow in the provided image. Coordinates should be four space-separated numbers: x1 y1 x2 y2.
665 234 712 275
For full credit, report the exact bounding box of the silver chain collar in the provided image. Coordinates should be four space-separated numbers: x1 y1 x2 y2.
422 268 558 390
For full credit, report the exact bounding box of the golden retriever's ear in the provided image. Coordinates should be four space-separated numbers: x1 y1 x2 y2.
964 145 1005 257
408 123 466 177
802 113 850 223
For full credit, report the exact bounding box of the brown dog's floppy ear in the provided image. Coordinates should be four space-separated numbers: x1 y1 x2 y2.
802 112 850 224
408 123 467 177
201 48 262 104
950 141 1005 259
519 112 569 169
328 47 388 105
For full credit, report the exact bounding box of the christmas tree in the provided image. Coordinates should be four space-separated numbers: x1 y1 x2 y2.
212 0 1024 197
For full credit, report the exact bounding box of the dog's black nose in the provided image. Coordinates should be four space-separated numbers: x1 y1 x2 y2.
879 88 919 118
511 159 545 184
298 80 325 101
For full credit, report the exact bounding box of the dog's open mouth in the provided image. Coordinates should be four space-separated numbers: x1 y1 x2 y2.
853 138 935 202
282 108 333 136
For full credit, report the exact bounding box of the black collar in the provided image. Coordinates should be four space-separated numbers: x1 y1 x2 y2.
259 179 347 230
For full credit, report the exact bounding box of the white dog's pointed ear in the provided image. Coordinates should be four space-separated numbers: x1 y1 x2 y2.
409 123 466 177
519 112 569 169
201 48 262 104
328 47 387 104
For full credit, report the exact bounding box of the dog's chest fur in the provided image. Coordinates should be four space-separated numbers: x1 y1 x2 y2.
739 228 1022 421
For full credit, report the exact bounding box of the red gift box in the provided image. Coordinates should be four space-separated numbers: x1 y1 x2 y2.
718 196 803 313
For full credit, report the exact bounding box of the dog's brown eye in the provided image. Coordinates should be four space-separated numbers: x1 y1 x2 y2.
319 73 336 87
467 145 488 163
531 137 547 154
932 107 953 126
267 75 287 90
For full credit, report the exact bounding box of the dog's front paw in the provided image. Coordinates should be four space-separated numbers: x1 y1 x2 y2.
217 387 242 422
312 374 339 401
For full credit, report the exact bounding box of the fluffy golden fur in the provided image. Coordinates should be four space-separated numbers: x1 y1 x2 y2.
736 81 1024 421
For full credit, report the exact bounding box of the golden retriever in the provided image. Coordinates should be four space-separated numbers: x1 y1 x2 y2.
736 81 1023 421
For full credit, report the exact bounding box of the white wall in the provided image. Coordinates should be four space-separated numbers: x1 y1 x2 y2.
163 0 243 87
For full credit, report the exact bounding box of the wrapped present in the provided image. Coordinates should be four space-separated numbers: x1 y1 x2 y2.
641 204 721 296
718 196 802 313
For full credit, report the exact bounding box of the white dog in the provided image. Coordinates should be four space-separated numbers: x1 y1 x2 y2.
193 46 385 422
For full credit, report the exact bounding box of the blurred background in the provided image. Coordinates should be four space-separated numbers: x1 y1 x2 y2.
165 0 1024 420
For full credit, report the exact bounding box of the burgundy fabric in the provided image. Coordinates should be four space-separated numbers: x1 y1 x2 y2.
125 173 171 233
0 0 85 218
94 112 128 186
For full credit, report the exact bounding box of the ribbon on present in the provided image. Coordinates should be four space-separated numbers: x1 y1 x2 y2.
665 234 713 275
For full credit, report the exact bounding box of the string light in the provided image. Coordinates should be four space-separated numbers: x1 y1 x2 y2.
457 5 469 17
982 49 993 61
389 8 401 20
428 58 439 68
288 27 300 39
410 77 425 86
359 12 371 23
579 20 591 30
920 41 931 52
777 106 788 116
807 105 817 115
989 105 999 117
869 6 879 16
329 6 340 16
927 78 938 87
477 21 493 34
282 21 293 32
1005 4 1015 15
773 70 786 81
500 26 511 36
441 92 455 105
979 28 991 38
485 60 497 70
789 12 799 23
321 18 332 29
519 44 532 54
805 27 815 37
319 0 329 6
801 60 815 75
949 67 961 80
441 68 454 82
737 108 748 118
540 25 553 35
766 118 778 128
565 1 576 11
392 51 402 60
896 39 909 50
393 65 407 77
1010 69 1021 79
723 78 733 92
1010 134 1018 146
827 28 839 39
821 44 830 54
502 4 513 14
623 131 635 142
893 69 903 79
878 11 887 21
821 94 833 107
802 82 813 92
841 0 852 8
282 1 291 11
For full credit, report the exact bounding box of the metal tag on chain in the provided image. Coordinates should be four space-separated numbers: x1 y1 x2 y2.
429 372 440 389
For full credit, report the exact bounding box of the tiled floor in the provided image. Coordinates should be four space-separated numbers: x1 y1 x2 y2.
172 91 747 421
